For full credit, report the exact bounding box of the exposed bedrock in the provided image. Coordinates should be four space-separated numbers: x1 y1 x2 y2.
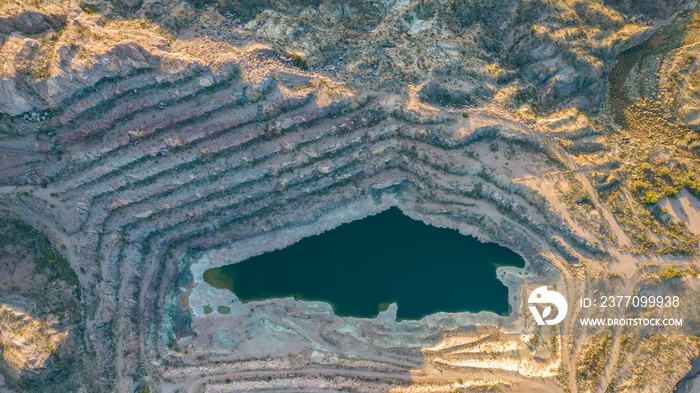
0 11 66 36
1 0 700 392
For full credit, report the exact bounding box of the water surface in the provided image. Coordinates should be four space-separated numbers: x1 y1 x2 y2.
203 207 525 320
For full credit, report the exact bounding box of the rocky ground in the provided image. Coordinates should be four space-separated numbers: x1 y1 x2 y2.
0 219 84 392
2 0 700 392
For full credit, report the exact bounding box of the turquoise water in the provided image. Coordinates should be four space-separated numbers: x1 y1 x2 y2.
203 207 525 320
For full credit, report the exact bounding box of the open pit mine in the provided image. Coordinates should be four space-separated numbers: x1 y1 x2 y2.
3 0 700 392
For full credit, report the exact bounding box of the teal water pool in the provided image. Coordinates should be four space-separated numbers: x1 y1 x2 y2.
203 207 525 320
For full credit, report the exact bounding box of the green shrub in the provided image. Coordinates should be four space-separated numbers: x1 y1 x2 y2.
664 186 679 196
662 267 681 279
643 191 659 204
292 53 308 70
632 180 645 193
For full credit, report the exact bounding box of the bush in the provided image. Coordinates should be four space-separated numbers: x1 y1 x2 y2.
632 180 645 193
643 191 659 204
292 53 308 70
641 163 652 172
664 186 679 196
662 267 681 279
462 112 469 118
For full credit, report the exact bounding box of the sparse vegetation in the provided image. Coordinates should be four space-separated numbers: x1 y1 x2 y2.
576 334 612 392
